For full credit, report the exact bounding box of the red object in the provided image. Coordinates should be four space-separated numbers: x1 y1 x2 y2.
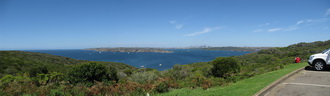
295 57 301 63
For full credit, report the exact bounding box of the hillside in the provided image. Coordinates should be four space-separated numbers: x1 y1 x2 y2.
184 40 330 78
0 40 329 96
157 40 330 95
201 46 272 52
0 51 136 77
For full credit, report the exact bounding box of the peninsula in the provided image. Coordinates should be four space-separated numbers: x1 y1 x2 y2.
185 45 273 52
200 46 273 52
86 47 173 53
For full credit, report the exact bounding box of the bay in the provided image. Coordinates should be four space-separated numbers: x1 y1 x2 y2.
24 49 251 71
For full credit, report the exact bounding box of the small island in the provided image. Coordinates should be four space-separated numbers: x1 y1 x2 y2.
86 47 173 53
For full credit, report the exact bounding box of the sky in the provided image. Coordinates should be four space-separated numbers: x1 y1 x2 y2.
1 0 330 49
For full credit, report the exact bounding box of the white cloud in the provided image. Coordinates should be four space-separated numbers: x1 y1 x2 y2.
306 18 329 23
267 28 282 32
324 8 330 17
169 21 176 24
254 27 298 33
254 9 330 33
175 24 183 29
169 20 183 29
258 23 270 27
295 20 305 25
284 26 298 31
294 18 329 26
184 27 222 36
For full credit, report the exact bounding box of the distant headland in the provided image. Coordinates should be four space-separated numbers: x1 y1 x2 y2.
86 47 173 53
183 45 273 52
199 47 273 52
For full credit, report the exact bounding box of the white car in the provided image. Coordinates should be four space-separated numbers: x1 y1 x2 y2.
308 48 330 70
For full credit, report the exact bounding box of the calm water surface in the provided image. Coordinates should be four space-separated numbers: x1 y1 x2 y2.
25 49 251 71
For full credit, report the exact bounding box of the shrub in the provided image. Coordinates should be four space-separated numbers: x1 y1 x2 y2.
36 72 65 86
66 62 117 86
170 64 192 80
49 89 65 96
128 72 158 84
155 82 169 93
0 75 16 86
117 72 127 80
1 77 37 95
123 68 133 76
211 57 240 78
28 66 48 78
0 73 31 86
187 71 207 88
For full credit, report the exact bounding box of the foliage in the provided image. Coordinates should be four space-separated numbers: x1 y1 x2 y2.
49 89 65 96
36 72 64 86
156 63 307 96
29 66 49 78
155 82 169 93
0 40 330 95
0 75 17 86
66 62 118 86
0 51 136 78
0 51 83 77
128 71 158 84
170 64 193 80
211 57 240 78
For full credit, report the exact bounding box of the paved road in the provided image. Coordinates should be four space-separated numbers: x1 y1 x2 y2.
265 67 330 96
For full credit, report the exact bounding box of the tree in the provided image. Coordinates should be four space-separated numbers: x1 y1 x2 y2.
66 62 117 86
211 57 240 78
29 66 48 77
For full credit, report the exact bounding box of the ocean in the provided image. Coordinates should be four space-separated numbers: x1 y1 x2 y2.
25 49 251 71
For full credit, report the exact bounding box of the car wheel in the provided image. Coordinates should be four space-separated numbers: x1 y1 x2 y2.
313 60 325 71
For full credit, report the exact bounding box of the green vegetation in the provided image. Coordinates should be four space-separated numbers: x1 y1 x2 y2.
0 40 329 95
158 63 307 96
0 51 135 77
211 57 240 78
66 62 118 86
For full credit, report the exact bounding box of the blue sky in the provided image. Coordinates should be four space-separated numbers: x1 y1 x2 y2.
1 0 330 49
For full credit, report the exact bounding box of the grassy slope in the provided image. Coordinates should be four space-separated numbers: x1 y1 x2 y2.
157 63 307 96
0 51 136 77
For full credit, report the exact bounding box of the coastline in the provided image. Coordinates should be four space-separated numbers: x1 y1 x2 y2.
85 47 174 53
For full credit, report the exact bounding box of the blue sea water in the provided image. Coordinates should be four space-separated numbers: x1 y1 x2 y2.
25 49 251 71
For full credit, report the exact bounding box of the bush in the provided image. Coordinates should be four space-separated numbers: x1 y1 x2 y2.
186 71 207 88
155 82 169 93
66 62 117 86
29 66 48 78
211 57 240 78
170 64 192 80
49 89 65 96
128 72 158 84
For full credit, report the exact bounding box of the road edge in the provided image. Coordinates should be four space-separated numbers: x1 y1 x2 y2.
253 66 305 96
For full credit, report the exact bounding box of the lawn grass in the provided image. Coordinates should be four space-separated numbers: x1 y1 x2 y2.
157 63 307 96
